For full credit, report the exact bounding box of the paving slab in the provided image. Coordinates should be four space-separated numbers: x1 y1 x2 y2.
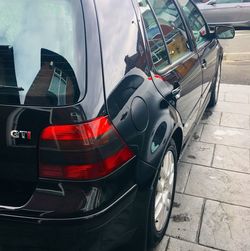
199 200 250 251
220 84 250 95
201 125 250 149
220 112 250 130
167 238 220 251
201 111 221 126
224 93 249 104
218 92 224 102
192 124 204 141
213 145 250 173
154 236 169 251
185 165 250 207
213 101 250 115
176 162 192 193
166 194 204 242
181 142 215 166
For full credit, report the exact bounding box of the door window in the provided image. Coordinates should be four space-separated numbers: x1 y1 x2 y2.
138 0 170 72
150 0 191 63
178 0 208 47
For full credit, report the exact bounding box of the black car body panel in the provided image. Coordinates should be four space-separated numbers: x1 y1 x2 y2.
0 0 228 250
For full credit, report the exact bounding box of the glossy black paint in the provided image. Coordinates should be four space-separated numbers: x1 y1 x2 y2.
0 0 225 250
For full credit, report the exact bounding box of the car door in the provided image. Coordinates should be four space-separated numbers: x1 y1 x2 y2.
200 0 244 25
239 0 250 25
145 0 203 139
178 0 219 109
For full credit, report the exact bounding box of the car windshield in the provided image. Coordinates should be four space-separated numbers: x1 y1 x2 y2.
0 0 85 106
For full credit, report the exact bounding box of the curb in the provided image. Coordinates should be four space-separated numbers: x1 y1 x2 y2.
223 52 250 62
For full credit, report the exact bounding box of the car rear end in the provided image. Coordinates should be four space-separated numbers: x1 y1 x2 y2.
0 1 141 250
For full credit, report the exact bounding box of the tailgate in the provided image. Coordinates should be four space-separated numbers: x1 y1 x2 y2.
0 105 50 207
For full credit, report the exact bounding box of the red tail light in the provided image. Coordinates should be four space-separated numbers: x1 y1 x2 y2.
39 116 134 180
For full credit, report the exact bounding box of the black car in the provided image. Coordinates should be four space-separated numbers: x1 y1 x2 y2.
0 0 234 250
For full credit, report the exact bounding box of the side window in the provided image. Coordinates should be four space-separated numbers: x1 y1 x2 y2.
150 0 191 63
138 1 170 71
178 0 208 47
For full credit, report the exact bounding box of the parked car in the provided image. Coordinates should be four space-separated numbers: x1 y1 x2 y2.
0 0 234 250
195 0 250 28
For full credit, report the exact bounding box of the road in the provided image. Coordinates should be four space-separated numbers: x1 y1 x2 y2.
220 30 250 85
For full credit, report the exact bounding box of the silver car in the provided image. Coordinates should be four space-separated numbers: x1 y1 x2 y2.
195 0 250 28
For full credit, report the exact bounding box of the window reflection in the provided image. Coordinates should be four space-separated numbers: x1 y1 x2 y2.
150 0 191 62
0 0 84 107
139 0 170 71
178 0 208 46
25 49 80 106
0 46 21 105
49 67 67 106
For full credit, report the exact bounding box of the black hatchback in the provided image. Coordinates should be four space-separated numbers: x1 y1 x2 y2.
0 0 234 250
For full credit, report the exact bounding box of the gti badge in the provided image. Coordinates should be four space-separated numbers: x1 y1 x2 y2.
10 130 32 140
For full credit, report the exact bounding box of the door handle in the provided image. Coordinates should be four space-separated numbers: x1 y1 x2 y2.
201 59 207 69
172 86 181 97
171 82 181 99
165 82 181 100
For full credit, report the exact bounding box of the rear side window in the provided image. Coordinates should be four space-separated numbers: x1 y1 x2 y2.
150 0 191 63
178 0 208 47
0 0 85 107
138 0 170 72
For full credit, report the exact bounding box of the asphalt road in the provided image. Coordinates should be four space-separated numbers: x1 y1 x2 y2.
220 30 250 85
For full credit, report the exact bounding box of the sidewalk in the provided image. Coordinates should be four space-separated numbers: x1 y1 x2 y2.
155 84 250 251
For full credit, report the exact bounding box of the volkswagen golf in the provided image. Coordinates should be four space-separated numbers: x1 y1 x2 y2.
0 0 234 250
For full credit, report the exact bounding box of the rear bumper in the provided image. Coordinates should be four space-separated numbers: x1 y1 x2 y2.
0 158 157 250
0 185 147 251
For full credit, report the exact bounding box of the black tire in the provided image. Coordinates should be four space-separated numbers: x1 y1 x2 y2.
208 62 221 108
148 139 177 248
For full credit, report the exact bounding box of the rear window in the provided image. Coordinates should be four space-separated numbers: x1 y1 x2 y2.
0 0 85 107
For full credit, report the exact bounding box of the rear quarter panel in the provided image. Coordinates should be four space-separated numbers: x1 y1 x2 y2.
95 0 183 172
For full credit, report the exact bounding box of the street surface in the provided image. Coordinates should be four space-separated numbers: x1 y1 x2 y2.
221 30 250 86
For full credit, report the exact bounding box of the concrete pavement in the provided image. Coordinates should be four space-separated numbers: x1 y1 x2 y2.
155 84 250 251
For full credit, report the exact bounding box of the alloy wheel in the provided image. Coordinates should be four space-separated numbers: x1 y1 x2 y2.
154 150 175 232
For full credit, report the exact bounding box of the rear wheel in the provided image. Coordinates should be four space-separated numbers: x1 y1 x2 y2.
148 139 177 247
208 62 221 107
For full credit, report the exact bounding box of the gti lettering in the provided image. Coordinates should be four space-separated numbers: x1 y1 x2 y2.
10 130 31 140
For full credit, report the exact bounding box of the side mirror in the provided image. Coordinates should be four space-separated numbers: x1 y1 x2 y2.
215 26 235 39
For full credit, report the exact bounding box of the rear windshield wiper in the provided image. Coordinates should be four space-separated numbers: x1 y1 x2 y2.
0 85 24 91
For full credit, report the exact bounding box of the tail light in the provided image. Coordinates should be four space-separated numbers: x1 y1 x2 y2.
39 116 134 180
